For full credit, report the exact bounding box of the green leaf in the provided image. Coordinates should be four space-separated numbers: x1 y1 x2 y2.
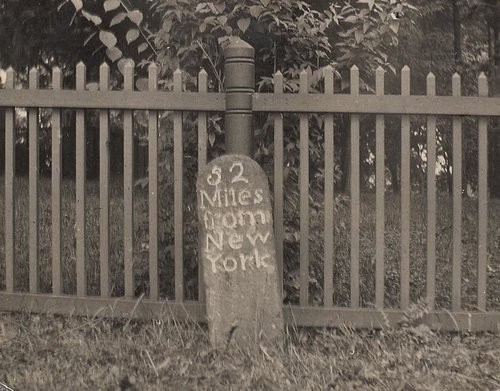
354 29 364 43
215 1 225 14
344 15 358 23
389 21 399 34
106 46 122 62
237 17 251 33
249 5 263 18
99 30 117 48
71 0 83 12
117 58 128 75
363 21 370 33
81 10 102 25
104 0 121 12
136 78 149 91
126 28 140 44
128 10 143 25
110 12 127 27
208 132 216 147
138 42 148 54
357 0 374 9
218 15 228 26
163 18 173 31
259 0 270 7
86 82 99 91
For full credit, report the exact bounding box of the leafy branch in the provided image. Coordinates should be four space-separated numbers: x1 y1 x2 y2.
61 0 158 64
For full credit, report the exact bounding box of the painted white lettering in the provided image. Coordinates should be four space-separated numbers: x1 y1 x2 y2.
253 189 263 204
200 189 221 209
207 165 221 186
228 233 243 250
203 211 215 230
229 161 249 183
239 253 253 271
246 230 270 246
229 188 237 206
206 231 223 252
222 212 237 229
238 189 251 206
207 253 221 273
238 210 266 226
254 248 271 269
223 257 238 272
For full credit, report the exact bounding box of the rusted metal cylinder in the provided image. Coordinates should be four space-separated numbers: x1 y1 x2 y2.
224 39 255 156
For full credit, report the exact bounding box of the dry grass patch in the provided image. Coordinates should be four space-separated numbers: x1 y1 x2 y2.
1 310 499 390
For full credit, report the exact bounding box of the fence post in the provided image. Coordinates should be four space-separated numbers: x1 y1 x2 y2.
224 39 255 156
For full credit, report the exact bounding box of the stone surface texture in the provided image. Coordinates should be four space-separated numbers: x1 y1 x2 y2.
197 154 283 349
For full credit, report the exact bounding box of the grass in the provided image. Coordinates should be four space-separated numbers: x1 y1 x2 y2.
0 177 499 389
1 309 500 390
0 176 499 309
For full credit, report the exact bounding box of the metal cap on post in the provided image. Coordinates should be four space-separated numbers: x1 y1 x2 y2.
224 39 255 156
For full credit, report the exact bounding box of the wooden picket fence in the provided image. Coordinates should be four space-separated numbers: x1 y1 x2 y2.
0 44 500 332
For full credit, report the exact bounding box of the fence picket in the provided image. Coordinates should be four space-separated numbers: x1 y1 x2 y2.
478 73 488 311
273 71 284 296
197 68 208 302
0 56 498 331
5 68 15 293
99 63 110 298
400 66 410 310
350 65 360 308
174 69 184 302
375 67 385 309
148 63 159 301
299 69 309 307
51 67 63 295
29 67 39 294
426 73 437 309
324 66 334 307
452 73 462 311
76 62 86 297
124 61 134 298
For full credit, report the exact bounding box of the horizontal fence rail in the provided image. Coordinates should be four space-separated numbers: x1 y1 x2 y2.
2 90 500 116
0 62 499 332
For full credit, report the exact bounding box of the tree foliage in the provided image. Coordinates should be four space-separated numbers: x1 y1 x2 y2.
62 0 415 88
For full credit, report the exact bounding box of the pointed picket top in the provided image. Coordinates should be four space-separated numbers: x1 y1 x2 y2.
426 72 436 96
99 62 110 90
148 63 158 91
452 73 461 97
6 67 15 88
123 59 134 90
29 67 39 89
478 72 488 97
76 62 86 89
273 71 283 93
350 65 359 96
375 66 384 96
52 66 62 90
173 68 182 92
198 68 207 93
401 65 410 96
324 65 334 94
299 68 308 94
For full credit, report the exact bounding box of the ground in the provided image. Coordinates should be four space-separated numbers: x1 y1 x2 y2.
1 311 499 390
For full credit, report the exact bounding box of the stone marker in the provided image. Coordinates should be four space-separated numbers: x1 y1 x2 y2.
197 154 283 349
